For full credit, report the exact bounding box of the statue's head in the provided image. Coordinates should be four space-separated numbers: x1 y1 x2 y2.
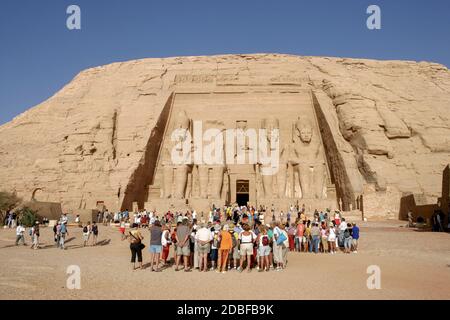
262 117 280 145
300 127 312 143
236 120 247 131
174 110 190 130
295 118 313 143
263 117 279 131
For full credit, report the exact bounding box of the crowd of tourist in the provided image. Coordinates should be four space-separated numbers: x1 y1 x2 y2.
10 212 100 250
7 204 360 266
9 201 450 273
123 205 361 272
3 211 18 228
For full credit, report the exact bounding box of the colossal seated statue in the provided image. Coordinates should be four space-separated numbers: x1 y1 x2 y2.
197 120 226 199
260 117 280 199
162 110 191 199
289 117 326 199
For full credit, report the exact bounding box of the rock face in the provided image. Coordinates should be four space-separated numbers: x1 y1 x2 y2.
0 54 449 218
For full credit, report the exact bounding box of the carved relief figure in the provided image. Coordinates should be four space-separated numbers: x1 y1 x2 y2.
278 143 289 198
162 110 191 199
260 117 281 199
289 117 326 199
197 120 226 199
197 165 225 199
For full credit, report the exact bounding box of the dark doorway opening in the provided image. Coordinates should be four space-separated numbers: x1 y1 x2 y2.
236 193 249 207
236 180 249 206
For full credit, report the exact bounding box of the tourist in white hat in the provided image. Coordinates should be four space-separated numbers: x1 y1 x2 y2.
327 222 337 254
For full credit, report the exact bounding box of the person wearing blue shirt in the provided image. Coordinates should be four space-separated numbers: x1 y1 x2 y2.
351 223 360 253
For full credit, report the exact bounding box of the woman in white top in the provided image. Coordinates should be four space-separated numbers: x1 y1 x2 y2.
327 223 337 254
238 224 256 273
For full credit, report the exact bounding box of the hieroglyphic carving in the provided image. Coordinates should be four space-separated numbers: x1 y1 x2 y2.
174 74 215 84
162 110 191 199
269 75 304 85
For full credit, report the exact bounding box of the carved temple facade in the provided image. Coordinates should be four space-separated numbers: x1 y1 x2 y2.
120 82 356 214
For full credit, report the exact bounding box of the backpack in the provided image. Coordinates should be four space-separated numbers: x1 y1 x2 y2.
276 229 287 245
83 226 88 233
344 228 351 238
29 228 33 236
262 235 269 246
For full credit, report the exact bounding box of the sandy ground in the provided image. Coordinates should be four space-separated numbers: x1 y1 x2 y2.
0 220 449 300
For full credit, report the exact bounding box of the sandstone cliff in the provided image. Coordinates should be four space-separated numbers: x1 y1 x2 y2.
1 54 449 216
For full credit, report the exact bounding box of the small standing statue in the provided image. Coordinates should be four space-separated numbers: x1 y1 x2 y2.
162 110 191 199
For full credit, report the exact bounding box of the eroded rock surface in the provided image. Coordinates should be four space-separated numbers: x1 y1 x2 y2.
0 54 449 216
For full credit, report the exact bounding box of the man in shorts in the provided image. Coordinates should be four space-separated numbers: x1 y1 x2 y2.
351 223 360 253
195 223 212 272
175 218 191 272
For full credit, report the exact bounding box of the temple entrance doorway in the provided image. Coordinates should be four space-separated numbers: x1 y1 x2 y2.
236 180 249 206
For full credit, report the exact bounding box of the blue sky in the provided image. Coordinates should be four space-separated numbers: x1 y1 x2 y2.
1 0 449 125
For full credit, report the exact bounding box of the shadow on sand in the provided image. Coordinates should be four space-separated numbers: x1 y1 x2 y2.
1 238 112 250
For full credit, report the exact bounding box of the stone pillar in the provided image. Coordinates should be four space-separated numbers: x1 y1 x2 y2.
277 162 287 198
210 166 224 199
442 164 450 226
162 165 173 198
198 166 209 198
298 164 312 199
191 165 200 198
313 163 325 199
173 165 189 199
230 175 237 204
262 173 273 199
249 176 256 206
